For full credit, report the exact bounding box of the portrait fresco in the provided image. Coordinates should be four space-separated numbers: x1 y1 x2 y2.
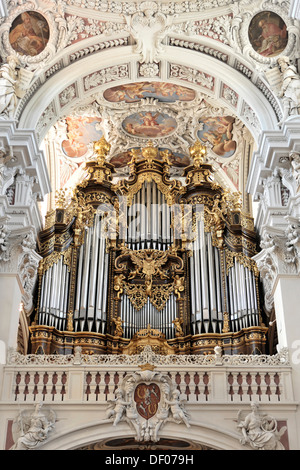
197 116 236 158
122 112 177 138
103 82 196 103
62 116 103 158
248 11 288 57
9 11 50 57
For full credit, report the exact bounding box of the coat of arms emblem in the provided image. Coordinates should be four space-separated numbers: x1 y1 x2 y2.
134 383 160 420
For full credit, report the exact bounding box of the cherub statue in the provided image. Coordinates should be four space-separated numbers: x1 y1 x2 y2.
172 317 184 337
165 389 190 428
10 402 56 450
173 275 185 299
106 389 131 426
113 316 124 337
113 273 125 299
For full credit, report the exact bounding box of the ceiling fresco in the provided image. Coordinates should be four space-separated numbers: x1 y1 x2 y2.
122 111 177 138
103 82 196 103
57 81 244 196
197 116 236 158
61 116 103 159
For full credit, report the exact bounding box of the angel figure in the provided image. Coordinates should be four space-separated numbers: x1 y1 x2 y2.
172 317 184 337
114 273 125 299
205 195 226 247
277 56 300 123
106 389 131 427
75 204 93 229
113 316 124 337
165 389 190 428
237 402 286 450
173 275 185 299
10 402 56 450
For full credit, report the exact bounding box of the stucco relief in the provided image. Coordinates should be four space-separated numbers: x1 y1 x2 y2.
105 366 190 442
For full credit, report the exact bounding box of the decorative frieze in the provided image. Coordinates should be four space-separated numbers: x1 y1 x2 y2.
83 64 129 91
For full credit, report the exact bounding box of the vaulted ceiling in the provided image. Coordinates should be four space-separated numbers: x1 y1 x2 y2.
0 0 297 214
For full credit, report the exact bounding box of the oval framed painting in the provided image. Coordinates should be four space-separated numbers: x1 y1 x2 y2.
9 11 50 57
248 11 288 57
122 112 177 138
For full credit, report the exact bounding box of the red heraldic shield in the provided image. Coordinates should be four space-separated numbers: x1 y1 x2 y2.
134 383 161 420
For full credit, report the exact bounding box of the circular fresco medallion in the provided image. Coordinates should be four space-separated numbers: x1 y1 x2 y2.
9 11 50 56
248 11 288 57
122 112 177 138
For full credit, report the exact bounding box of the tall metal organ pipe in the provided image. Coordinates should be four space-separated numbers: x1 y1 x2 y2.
73 213 109 333
38 259 70 331
120 181 177 338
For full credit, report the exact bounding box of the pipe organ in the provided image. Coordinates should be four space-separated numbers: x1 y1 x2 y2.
30 138 268 356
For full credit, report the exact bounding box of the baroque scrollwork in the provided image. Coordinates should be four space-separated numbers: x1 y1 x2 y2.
105 366 190 442
115 246 184 311
254 229 300 312
125 4 174 64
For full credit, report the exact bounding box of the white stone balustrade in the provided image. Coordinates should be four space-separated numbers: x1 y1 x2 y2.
1 347 294 406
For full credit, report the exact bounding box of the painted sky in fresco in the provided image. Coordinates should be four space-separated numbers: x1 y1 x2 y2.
103 82 196 103
62 116 103 158
122 112 177 138
197 116 236 158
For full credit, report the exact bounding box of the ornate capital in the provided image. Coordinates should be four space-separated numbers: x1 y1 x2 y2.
254 229 300 312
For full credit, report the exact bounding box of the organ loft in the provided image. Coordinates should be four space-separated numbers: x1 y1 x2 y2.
30 137 267 357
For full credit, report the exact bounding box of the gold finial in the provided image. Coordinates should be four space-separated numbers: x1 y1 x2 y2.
128 148 140 167
141 141 158 164
160 149 172 166
189 140 207 167
93 137 111 163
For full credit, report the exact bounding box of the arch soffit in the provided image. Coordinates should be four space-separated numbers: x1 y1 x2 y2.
18 45 279 143
39 419 245 451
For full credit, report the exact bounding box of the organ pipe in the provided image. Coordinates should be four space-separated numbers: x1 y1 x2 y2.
32 138 267 356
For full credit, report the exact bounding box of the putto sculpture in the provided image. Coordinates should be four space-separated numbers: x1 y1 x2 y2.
105 362 190 442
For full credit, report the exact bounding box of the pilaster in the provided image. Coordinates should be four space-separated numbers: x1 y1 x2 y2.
0 121 50 358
